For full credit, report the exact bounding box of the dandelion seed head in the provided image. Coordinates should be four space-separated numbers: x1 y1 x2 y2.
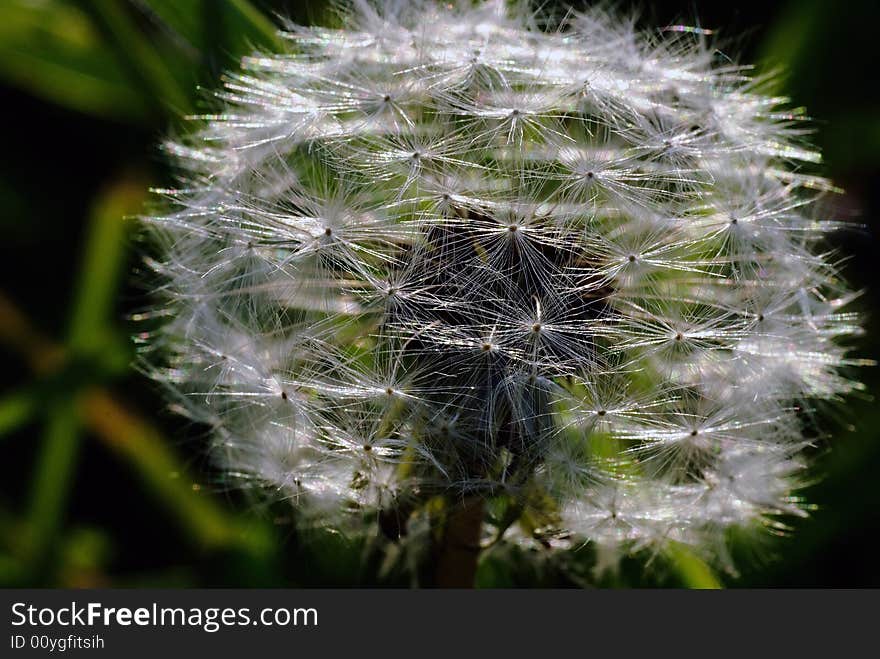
142 0 865 564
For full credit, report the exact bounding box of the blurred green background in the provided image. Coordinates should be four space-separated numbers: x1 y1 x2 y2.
1 0 878 587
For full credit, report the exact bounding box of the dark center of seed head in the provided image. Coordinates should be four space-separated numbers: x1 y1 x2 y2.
628 254 636 263
532 323 543 333
383 94 391 102
324 227 333 236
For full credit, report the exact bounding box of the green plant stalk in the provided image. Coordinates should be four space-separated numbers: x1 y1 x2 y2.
2 289 276 563
666 542 723 589
22 400 81 571
0 389 37 440
81 389 274 555
82 0 192 115
22 178 142 571
434 497 484 588
227 0 284 50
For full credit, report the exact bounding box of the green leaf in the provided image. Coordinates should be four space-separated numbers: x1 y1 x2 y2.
23 398 82 571
0 553 25 586
225 0 285 50
666 542 723 589
0 389 38 440
135 0 283 71
757 0 880 171
67 177 147 355
0 0 148 122
81 0 193 116
20 175 148 572
81 390 274 555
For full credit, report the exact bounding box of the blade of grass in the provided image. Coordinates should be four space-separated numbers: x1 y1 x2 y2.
757 0 822 83
0 293 64 373
666 542 723 589
0 553 25 586
137 0 283 53
67 177 144 354
0 0 149 122
0 389 38 440
82 0 193 116
22 176 145 571
226 0 284 50
0 293 275 558
22 399 82 572
81 389 273 554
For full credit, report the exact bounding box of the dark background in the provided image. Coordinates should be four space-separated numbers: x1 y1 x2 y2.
1 0 878 587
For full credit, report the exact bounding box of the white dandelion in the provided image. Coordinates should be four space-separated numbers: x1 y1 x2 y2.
141 0 866 581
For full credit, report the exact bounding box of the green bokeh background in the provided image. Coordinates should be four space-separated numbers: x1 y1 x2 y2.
1 0 878 587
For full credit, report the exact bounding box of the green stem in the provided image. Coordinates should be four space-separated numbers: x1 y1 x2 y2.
433 497 484 588
23 399 81 571
666 542 723 589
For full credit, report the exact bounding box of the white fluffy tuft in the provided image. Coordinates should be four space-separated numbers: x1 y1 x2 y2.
141 0 865 560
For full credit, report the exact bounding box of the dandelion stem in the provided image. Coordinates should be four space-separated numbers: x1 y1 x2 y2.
434 497 484 588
